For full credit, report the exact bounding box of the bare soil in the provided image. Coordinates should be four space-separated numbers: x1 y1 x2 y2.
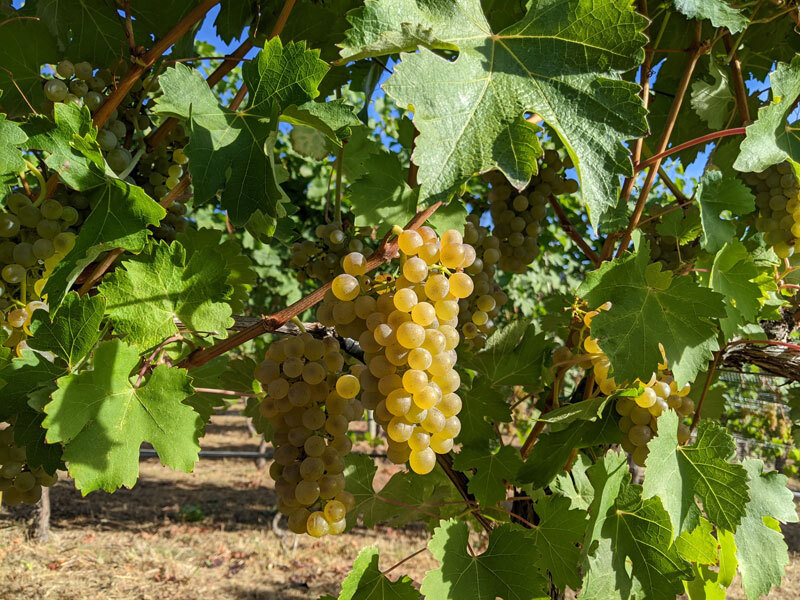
0 414 798 599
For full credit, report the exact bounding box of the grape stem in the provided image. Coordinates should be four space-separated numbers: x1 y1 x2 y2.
23 160 47 206
193 387 259 398
290 316 307 333
382 547 428 576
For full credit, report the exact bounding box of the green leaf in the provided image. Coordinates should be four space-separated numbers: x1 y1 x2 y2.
272 0 363 62
282 98 361 145
552 453 594 511
673 0 748 33
690 60 734 130
603 482 692 600
518 414 620 488
43 179 165 311
14 404 63 474
452 445 522 507
579 449 630 600
0 114 28 174
684 564 728 600
43 339 199 493
457 378 511 448
578 244 726 386
28 292 105 369
343 454 461 530
153 39 329 225
529 494 587 589
339 546 421 600
459 320 551 388
535 397 609 425
675 517 718 565
214 0 257 45
26 0 129 66
734 458 799 600
427 199 469 234
420 520 548 600
373 0 647 225
0 16 59 117
176 227 257 314
709 241 774 339
695 170 755 253
22 103 106 191
734 56 800 172
0 350 67 420
99 240 233 351
643 410 750 533
350 151 418 236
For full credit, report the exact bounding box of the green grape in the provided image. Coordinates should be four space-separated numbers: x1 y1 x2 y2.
44 79 68 102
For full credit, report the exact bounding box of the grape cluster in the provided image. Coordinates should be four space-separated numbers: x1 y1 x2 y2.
323 226 470 474
1 191 78 350
741 162 800 259
574 304 693 467
255 334 359 538
290 220 371 284
0 424 58 506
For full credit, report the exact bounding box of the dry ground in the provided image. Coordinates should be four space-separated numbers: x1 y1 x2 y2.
0 414 799 599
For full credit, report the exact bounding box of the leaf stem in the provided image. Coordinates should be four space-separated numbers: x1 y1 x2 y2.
193 387 258 398
383 547 428 576
616 23 706 258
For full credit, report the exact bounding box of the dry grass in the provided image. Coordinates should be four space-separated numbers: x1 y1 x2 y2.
1 414 799 599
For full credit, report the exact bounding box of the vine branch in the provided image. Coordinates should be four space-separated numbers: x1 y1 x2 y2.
634 127 747 172
547 196 600 266
723 31 751 125
616 23 706 258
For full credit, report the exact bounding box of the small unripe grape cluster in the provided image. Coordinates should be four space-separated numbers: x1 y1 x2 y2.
741 162 800 259
578 305 693 467
254 334 359 538
326 226 469 474
0 424 58 506
290 220 371 284
638 215 700 271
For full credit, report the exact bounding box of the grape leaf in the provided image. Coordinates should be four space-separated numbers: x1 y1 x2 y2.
457 379 512 448
420 520 548 600
675 517 718 565
603 482 692 600
350 151 418 236
459 320 552 388
14 404 63 474
452 445 522 507
0 350 67 420
289 125 331 161
529 494 587 589
709 241 774 339
214 0 257 44
695 170 755 253
125 0 198 42
343 454 460 530
734 56 800 172
351 0 648 224
153 39 328 225
43 339 199 493
579 449 632 600
339 546 421 600
177 227 257 314
24 0 128 66
578 244 726 386
643 410 749 533
0 16 59 117
43 179 165 311
282 98 362 145
552 453 594 511
673 0 748 34
734 458 798 600
655 206 702 244
0 114 27 174
274 0 362 62
535 397 610 425
518 413 620 488
690 60 734 130
99 240 233 351
22 103 106 192
28 292 105 369
427 199 469 234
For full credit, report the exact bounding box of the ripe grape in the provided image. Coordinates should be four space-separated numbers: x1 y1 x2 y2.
741 162 800 258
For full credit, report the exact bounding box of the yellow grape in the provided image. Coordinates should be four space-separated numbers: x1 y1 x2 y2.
430 434 454 454
441 229 462 245
342 252 367 276
411 302 436 326
424 274 449 300
634 387 657 408
397 321 425 349
402 369 428 393
413 385 439 410
408 427 431 451
440 244 466 269
407 347 432 370
418 243 440 265
307 511 330 537
386 389 412 416
409 447 436 474
387 417 414 442
583 337 601 354
403 257 428 282
438 393 462 417
332 274 360 301
335 374 360 399
394 288 418 312
398 230 423 255
324 499 346 522
422 407 446 434
448 272 473 298
434 299 459 321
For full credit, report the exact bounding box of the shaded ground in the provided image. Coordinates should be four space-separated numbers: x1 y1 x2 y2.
0 414 799 599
